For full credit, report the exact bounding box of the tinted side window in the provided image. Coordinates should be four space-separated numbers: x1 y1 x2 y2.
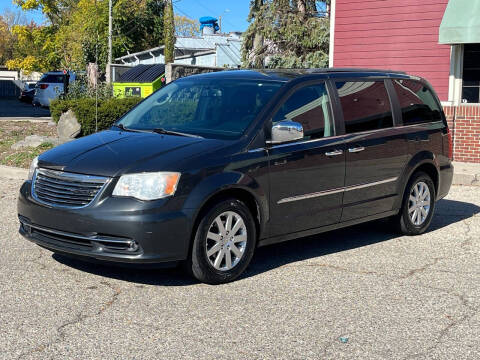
393 79 442 125
273 83 333 139
40 74 65 83
335 81 393 134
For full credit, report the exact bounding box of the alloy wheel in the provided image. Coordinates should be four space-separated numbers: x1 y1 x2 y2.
205 211 248 271
408 181 431 226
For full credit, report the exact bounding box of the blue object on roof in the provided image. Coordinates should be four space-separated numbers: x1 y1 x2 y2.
199 16 219 32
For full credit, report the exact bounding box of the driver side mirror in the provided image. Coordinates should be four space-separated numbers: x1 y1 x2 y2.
267 120 304 145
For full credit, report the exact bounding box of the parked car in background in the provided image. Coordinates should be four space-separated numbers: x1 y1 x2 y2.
18 82 36 103
18 69 453 284
33 71 75 107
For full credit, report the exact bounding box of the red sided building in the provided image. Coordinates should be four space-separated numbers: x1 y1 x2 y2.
329 0 480 163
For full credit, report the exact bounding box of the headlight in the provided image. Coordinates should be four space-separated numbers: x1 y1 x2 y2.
28 156 38 180
112 172 181 201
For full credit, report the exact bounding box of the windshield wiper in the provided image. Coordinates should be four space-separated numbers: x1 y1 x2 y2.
152 128 203 138
114 123 137 132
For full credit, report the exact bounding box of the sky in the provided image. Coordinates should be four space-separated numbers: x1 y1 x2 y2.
173 0 251 33
0 0 45 24
0 0 251 32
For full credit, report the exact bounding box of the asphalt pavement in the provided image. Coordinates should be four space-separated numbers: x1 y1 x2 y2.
0 98 50 121
1 177 479 359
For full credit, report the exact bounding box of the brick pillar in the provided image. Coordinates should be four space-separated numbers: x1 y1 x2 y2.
443 105 480 163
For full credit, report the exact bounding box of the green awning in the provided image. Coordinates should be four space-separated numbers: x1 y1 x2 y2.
439 0 480 44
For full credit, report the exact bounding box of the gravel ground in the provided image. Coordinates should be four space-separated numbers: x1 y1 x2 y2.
1 178 479 359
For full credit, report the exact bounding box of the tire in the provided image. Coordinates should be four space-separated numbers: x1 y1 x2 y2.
187 198 257 284
395 171 436 235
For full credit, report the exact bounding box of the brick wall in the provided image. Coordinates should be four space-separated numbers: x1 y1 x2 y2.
443 105 480 163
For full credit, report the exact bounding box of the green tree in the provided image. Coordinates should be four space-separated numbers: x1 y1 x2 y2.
13 0 76 26
113 0 165 55
9 0 165 74
0 9 29 66
242 0 330 69
0 18 15 65
6 23 60 73
163 0 174 64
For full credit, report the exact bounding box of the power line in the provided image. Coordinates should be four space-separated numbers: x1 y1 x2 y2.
173 3 195 20
194 0 237 29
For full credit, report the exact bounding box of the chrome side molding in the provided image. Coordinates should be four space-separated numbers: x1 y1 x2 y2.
277 177 398 204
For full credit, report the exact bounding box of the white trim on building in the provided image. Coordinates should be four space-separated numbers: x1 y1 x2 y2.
328 0 336 68
448 44 464 105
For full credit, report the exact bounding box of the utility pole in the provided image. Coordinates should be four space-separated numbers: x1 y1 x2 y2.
106 0 113 83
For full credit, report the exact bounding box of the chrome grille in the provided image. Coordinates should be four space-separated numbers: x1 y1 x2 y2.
32 168 109 208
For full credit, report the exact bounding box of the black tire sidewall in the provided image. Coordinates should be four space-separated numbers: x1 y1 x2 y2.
190 198 257 284
400 172 436 235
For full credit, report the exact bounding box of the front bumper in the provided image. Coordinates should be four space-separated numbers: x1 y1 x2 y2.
18 181 194 264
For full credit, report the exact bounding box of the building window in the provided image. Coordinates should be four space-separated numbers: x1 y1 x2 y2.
462 44 480 103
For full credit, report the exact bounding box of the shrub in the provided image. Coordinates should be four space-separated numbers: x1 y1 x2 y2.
64 76 114 101
50 97 142 136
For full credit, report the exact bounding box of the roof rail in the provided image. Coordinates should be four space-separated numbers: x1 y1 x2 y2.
308 67 407 75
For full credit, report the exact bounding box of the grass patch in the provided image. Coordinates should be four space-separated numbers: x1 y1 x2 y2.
0 121 57 168
2 142 54 168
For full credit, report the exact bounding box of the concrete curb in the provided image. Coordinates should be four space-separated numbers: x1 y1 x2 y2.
452 162 480 186
0 165 28 180
0 117 51 123
452 173 479 186
0 164 479 186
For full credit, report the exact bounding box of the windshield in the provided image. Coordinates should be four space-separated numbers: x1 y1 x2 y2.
116 78 283 139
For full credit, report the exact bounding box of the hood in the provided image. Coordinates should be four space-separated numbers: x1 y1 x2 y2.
38 130 227 177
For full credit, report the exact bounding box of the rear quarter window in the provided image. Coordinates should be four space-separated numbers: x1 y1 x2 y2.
39 74 65 83
393 80 442 125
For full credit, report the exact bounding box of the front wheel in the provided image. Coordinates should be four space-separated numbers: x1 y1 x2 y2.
395 171 436 236
188 198 257 284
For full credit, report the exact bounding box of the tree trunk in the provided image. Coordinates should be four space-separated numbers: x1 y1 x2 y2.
253 33 264 68
252 0 264 68
297 0 306 14
163 0 175 64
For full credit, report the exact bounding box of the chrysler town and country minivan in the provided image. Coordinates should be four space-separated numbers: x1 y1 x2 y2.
18 69 453 284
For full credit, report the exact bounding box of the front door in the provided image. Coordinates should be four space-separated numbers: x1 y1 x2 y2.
267 82 346 237
332 80 407 221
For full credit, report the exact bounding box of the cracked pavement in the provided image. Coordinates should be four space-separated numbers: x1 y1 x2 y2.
1 177 479 359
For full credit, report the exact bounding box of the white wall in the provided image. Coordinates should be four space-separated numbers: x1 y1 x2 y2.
0 70 18 80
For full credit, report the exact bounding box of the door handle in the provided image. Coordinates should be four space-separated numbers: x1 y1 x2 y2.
325 150 343 156
348 146 365 153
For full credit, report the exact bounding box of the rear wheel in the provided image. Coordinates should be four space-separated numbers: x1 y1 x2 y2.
188 198 256 284
395 171 436 235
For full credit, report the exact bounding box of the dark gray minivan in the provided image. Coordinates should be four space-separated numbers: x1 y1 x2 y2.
18 69 453 284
